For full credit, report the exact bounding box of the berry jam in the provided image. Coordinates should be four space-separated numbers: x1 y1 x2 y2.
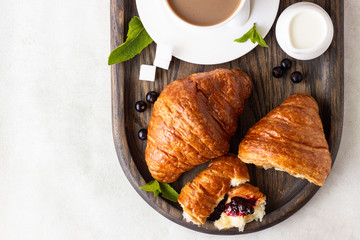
224 197 257 217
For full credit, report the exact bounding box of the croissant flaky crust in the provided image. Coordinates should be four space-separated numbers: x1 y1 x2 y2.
145 69 252 183
227 183 266 203
178 154 250 225
238 94 332 186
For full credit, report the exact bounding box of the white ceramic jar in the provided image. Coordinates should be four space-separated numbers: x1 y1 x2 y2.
275 2 334 60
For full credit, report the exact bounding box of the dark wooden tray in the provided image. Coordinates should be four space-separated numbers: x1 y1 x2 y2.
111 0 343 235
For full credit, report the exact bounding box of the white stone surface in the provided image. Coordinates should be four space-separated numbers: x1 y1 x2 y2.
0 1 359 240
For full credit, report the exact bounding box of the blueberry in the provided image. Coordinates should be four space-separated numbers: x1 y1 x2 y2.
290 71 303 83
272 66 284 78
138 129 147 140
281 58 292 70
135 101 147 112
146 91 158 104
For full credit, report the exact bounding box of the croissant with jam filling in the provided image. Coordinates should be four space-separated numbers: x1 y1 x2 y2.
214 183 266 231
178 154 250 225
145 69 252 183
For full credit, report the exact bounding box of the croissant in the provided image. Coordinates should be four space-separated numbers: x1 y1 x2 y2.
178 154 250 225
214 183 266 232
238 94 332 186
145 69 252 183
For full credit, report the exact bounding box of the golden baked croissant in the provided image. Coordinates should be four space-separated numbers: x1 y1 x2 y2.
238 94 332 186
145 69 252 183
178 154 250 225
214 183 266 231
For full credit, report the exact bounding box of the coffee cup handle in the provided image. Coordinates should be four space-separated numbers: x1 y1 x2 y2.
227 0 251 27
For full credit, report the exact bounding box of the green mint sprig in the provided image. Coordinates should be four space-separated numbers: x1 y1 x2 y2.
108 16 153 65
140 180 179 203
234 23 268 48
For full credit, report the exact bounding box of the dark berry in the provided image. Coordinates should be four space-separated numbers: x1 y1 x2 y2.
224 197 256 217
146 91 158 104
138 129 147 140
272 66 284 78
290 71 303 83
135 101 147 112
281 58 292 70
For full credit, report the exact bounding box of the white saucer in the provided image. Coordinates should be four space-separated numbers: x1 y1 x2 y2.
136 0 280 65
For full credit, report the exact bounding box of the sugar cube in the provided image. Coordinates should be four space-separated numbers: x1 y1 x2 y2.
139 64 156 82
154 44 173 70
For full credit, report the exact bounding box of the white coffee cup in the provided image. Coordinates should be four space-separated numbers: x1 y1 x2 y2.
162 0 250 29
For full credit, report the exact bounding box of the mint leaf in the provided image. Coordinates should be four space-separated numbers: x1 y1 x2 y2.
140 180 160 197
108 16 153 65
236 27 254 43
234 23 268 48
159 182 179 202
140 180 179 202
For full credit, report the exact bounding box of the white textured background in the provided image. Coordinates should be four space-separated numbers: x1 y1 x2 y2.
0 1 359 239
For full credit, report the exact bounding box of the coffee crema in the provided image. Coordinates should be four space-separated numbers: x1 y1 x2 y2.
167 0 242 26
